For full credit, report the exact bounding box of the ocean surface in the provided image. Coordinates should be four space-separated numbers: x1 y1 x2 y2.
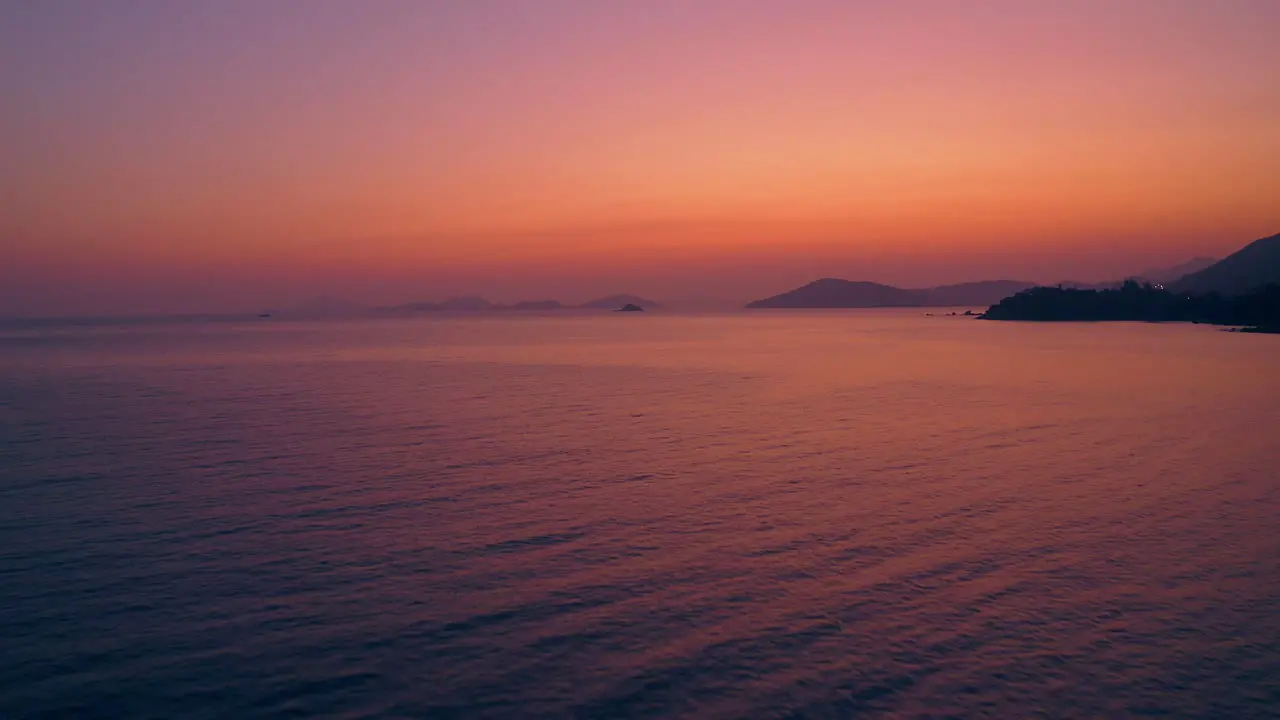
1 311 1277 719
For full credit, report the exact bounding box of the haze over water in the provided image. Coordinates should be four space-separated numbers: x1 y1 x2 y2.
3 1 1279 314
2 313 1277 718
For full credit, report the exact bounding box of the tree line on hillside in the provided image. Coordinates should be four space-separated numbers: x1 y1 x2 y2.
981 280 1280 331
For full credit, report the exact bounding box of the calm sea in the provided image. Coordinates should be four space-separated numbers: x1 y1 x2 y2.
1 312 1277 719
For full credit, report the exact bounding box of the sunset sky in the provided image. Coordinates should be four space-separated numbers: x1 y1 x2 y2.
2 0 1278 314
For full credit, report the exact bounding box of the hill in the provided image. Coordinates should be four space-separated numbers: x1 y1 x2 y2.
745 278 1034 309
1052 258 1216 291
982 280 1280 330
505 300 564 311
747 279 921 308
1142 257 1217 284
373 294 663 314
1171 233 1280 295
438 296 493 311
924 280 1038 306
579 294 662 310
372 296 494 314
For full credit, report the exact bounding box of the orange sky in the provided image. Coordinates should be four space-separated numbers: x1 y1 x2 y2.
2 1 1277 314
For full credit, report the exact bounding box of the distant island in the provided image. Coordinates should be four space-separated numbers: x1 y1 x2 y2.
616 303 644 312
508 300 564 311
581 294 661 310
372 293 661 315
746 279 1035 309
981 233 1280 332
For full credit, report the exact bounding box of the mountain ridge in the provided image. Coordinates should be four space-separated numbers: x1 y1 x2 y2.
578 294 662 310
746 279 1035 309
372 293 662 314
1171 233 1280 295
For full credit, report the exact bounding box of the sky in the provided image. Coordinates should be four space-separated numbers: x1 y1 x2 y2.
2 0 1278 315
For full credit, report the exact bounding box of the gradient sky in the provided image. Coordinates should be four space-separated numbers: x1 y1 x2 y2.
2 0 1278 314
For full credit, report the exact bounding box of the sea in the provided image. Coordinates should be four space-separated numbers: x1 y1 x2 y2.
1 311 1277 719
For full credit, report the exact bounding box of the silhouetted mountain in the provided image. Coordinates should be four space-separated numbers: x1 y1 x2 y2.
1050 259 1215 292
1055 280 1120 291
1171 233 1280 295
924 280 1038 306
439 296 493 310
275 296 363 318
506 300 563 311
372 296 493 315
616 303 644 312
982 280 1280 331
747 279 920 308
746 278 1034 308
373 295 679 313
1142 257 1217 283
579 294 662 310
372 301 443 315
